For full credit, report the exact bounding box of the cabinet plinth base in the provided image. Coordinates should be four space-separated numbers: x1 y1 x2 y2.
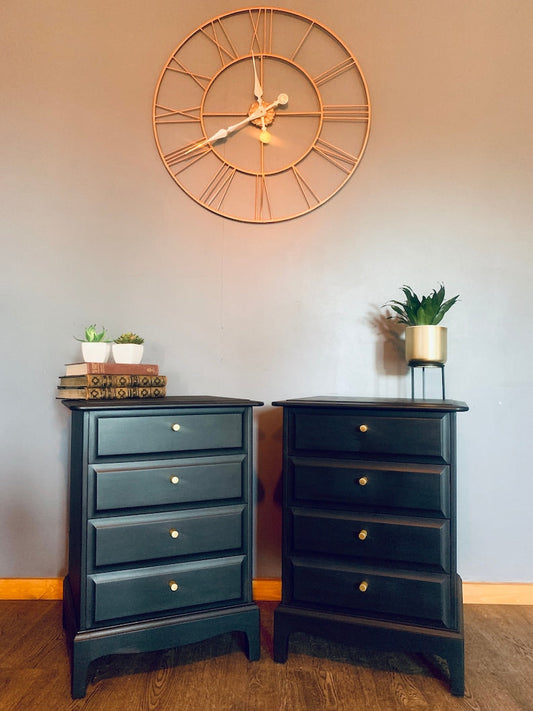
273 583 464 696
63 576 260 699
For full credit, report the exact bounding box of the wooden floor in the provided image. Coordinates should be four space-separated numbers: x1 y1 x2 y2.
0 601 531 710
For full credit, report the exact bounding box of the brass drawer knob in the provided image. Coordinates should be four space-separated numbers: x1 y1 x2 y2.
359 424 368 433
171 423 181 432
170 475 180 485
358 529 368 541
169 529 179 539
169 581 179 592
357 476 368 486
358 581 369 593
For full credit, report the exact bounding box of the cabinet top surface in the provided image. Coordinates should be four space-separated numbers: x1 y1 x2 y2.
62 395 263 411
272 396 468 412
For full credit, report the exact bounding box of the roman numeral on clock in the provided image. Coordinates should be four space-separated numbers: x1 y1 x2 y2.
200 18 239 67
248 7 274 54
154 105 202 125
201 163 237 209
164 140 211 171
166 56 211 91
291 167 320 209
314 57 357 86
323 104 370 122
313 138 359 174
255 175 272 221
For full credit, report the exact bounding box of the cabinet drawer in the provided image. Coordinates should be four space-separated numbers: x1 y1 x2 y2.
292 560 451 627
292 412 449 461
291 459 449 516
91 556 244 622
291 509 450 571
91 506 244 567
92 456 244 512
93 412 243 457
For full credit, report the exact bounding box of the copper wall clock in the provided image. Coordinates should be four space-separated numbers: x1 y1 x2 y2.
153 7 371 223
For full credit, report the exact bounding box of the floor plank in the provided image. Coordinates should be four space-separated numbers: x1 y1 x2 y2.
0 602 531 710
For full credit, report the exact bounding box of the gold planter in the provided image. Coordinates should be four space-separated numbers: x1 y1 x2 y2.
405 325 447 365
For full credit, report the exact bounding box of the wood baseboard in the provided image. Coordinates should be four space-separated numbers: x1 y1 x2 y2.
1 578 532 605
0 578 63 600
461 582 533 605
252 578 282 601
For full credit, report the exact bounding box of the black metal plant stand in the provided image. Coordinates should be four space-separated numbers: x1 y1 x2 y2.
409 363 446 399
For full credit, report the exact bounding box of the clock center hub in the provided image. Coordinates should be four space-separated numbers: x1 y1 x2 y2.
248 101 276 128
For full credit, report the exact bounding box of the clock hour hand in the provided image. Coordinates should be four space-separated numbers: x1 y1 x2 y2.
200 94 288 147
252 53 263 101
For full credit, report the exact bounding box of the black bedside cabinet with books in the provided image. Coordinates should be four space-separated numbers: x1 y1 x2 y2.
62 396 262 698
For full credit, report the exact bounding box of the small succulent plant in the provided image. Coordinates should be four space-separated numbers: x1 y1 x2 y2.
75 324 109 342
114 332 144 344
384 285 459 326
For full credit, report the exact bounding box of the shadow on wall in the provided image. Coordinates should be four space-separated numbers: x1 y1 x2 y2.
368 307 408 377
254 406 284 577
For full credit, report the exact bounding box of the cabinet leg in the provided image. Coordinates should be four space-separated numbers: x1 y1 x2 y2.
244 628 261 661
70 641 93 699
239 606 260 661
273 615 289 663
447 652 465 696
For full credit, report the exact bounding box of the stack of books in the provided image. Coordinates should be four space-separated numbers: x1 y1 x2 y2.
56 362 167 400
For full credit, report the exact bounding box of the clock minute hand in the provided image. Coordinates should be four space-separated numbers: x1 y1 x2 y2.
252 53 263 101
201 94 288 146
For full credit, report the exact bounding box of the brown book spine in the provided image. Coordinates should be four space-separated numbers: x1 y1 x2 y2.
64 362 159 376
56 386 166 400
59 374 167 388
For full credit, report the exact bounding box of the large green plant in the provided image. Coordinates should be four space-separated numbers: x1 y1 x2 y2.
384 285 459 326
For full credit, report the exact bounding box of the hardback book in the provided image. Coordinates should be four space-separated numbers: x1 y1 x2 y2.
59 374 167 388
56 386 166 400
64 362 159 376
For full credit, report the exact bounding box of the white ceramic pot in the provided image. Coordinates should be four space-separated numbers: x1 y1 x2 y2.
81 342 111 363
405 325 447 365
112 343 144 364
